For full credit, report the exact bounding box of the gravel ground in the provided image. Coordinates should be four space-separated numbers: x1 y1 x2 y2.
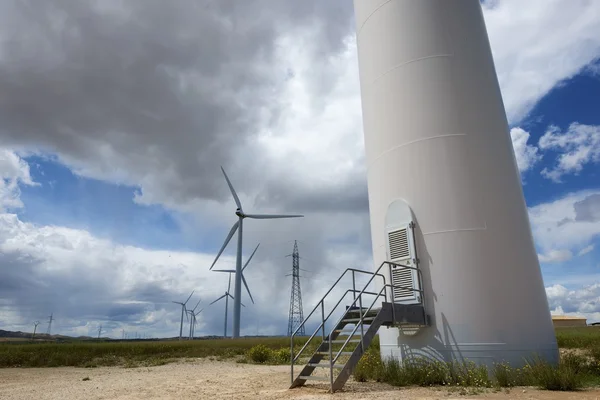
1 359 599 400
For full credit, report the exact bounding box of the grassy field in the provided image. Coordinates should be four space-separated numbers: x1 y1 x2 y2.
0 327 599 391
556 326 600 348
0 336 316 368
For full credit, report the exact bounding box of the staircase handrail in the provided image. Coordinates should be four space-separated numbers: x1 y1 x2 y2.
290 268 387 381
322 262 424 362
290 260 427 390
332 281 423 363
291 268 387 338
291 288 381 362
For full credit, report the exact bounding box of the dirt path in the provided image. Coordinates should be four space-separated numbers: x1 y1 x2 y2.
1 359 599 399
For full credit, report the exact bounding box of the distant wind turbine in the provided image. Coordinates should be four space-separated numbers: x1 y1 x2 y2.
172 290 194 340
186 299 201 340
209 271 246 338
210 167 303 338
190 307 203 339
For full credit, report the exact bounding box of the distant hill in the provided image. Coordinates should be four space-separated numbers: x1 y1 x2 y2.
0 329 94 341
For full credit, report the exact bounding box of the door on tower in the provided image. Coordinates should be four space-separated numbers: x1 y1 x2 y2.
385 199 421 305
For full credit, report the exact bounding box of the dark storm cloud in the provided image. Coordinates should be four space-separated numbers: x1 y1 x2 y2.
0 0 355 209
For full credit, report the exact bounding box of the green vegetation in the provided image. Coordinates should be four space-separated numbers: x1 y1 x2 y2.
353 328 600 391
0 327 598 392
0 337 307 368
556 327 600 348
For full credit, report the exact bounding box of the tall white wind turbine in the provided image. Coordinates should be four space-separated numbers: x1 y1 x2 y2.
210 167 303 338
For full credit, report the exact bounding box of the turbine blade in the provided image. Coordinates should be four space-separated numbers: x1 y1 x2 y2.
241 274 254 304
242 243 260 271
221 166 242 211
195 308 203 316
244 214 303 219
227 293 245 307
209 221 239 270
192 299 201 312
210 294 227 305
184 290 195 305
212 269 236 273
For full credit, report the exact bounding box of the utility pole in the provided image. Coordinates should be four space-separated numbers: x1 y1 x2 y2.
287 241 305 336
46 313 54 336
32 321 40 340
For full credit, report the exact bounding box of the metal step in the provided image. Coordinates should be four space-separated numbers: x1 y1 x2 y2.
328 339 361 344
341 317 375 323
315 351 353 356
307 363 345 369
333 329 356 334
298 375 329 381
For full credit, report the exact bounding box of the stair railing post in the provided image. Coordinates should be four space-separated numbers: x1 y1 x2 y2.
329 333 334 392
358 292 364 351
387 262 396 326
321 301 325 342
352 271 356 301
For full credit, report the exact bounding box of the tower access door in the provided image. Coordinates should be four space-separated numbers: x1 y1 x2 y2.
385 200 421 305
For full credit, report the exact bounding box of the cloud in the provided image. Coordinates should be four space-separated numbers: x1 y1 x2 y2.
482 0 600 123
578 244 594 256
0 0 356 213
0 149 36 211
510 127 542 174
538 249 573 263
574 194 600 223
0 0 598 215
529 190 600 258
539 123 600 182
546 283 600 323
0 210 373 337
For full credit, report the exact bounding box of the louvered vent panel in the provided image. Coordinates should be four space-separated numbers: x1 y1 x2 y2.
388 228 410 260
391 268 414 300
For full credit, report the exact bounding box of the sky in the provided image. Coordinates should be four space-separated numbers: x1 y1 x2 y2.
0 0 599 339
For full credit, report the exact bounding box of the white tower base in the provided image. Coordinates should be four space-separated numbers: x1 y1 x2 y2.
353 0 558 368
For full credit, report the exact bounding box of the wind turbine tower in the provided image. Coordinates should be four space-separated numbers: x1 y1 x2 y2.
287 241 305 336
46 313 53 335
210 167 303 338
210 271 247 338
97 324 102 339
352 0 558 366
172 291 194 340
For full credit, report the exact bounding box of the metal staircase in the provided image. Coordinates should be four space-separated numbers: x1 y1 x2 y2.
290 261 430 393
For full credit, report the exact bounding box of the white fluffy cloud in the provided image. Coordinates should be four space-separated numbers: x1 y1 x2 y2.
546 283 600 323
483 0 600 123
538 249 573 264
578 244 595 256
510 127 542 174
529 190 600 262
0 149 36 211
539 123 600 182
